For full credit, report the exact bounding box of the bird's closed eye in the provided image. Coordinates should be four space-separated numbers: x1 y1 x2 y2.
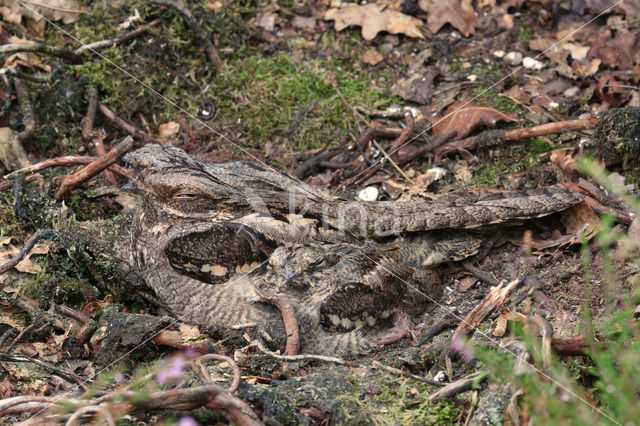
173 192 199 199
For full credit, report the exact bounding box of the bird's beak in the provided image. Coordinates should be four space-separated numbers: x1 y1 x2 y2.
121 180 144 195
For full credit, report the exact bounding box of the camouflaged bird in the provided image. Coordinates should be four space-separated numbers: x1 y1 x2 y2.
253 242 431 355
123 145 582 354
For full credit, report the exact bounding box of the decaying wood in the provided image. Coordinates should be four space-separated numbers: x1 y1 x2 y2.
451 279 523 351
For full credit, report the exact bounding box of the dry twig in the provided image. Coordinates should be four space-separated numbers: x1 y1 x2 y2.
75 18 163 54
8 78 35 168
0 43 83 63
429 372 487 402
192 354 242 393
0 230 56 276
435 117 598 161
370 360 445 387
4 156 132 180
55 136 134 199
152 329 215 354
98 103 163 144
258 296 300 356
451 279 523 350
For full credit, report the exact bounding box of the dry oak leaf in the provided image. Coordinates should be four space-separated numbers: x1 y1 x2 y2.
158 121 180 138
428 100 519 139
3 36 50 72
324 3 424 41
588 28 640 70
362 49 385 65
419 0 477 37
0 241 49 274
0 0 86 25
522 201 600 250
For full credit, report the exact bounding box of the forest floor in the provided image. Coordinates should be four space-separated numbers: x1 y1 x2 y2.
1 1 640 424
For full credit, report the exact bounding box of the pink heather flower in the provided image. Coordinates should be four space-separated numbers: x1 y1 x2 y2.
156 354 186 384
114 372 127 384
185 347 197 358
451 336 474 362
177 416 198 426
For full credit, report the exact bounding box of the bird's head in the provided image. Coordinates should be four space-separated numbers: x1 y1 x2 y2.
123 145 259 223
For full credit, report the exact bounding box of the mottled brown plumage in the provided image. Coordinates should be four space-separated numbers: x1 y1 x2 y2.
124 145 582 355
254 243 433 355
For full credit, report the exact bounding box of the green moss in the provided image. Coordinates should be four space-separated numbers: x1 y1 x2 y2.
211 52 393 151
517 20 534 41
472 85 521 114
336 367 462 424
472 137 553 186
22 270 99 307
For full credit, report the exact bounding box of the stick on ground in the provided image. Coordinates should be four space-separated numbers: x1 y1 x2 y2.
55 136 134 199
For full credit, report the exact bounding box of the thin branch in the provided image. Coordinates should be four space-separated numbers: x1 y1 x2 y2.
0 230 56 275
192 354 241 393
254 341 355 366
372 139 414 185
429 372 487 402
74 18 163 54
0 43 83 63
98 103 163 144
4 155 132 180
434 117 598 161
9 78 35 168
55 136 134 199
81 87 98 141
65 405 116 426
259 296 300 356
152 329 216 353
0 67 59 83
82 88 117 184
0 353 88 391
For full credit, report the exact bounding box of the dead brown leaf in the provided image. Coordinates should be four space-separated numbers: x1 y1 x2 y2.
428 100 519 139
502 85 532 106
292 15 316 30
158 121 180 138
456 276 477 292
529 38 601 79
391 70 439 104
3 36 50 72
325 3 424 41
362 49 385 66
206 1 223 11
0 240 49 274
381 179 403 199
413 167 447 189
528 202 600 249
178 323 203 340
588 28 640 70
597 75 631 108
419 0 477 37
0 0 86 29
